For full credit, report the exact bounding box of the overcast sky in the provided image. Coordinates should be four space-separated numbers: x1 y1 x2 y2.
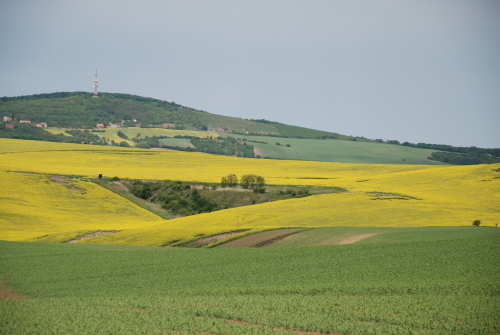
1 0 499 147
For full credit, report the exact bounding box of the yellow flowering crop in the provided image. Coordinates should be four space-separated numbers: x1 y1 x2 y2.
0 138 498 247
0 170 162 242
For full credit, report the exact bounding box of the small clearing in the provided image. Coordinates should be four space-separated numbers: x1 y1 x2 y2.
67 231 119 243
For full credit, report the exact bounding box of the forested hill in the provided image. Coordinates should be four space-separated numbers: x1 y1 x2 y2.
0 92 343 139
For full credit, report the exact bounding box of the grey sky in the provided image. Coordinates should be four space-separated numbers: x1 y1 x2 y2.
1 0 499 147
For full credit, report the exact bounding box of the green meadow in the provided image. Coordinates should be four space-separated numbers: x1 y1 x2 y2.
242 135 445 164
1 229 499 335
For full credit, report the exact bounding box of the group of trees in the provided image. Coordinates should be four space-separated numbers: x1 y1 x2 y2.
130 180 219 216
191 137 255 157
428 151 500 165
221 174 266 193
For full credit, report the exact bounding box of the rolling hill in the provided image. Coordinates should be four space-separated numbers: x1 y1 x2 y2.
0 92 343 138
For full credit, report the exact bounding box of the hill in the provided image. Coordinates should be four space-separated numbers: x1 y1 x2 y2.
2 92 498 165
0 92 341 138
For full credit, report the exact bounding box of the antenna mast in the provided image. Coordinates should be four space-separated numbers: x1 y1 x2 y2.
92 69 99 98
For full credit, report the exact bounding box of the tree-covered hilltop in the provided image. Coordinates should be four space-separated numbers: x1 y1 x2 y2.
0 92 342 139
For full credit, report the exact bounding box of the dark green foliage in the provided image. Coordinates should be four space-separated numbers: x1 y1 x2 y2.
240 174 265 189
116 130 128 139
133 136 161 149
221 174 238 188
129 180 217 216
0 124 107 145
190 137 255 157
130 180 156 200
158 184 218 216
473 220 481 226
399 141 500 164
110 176 120 182
118 141 130 147
428 151 500 165
0 92 203 129
253 186 266 193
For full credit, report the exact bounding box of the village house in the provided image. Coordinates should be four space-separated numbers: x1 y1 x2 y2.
35 122 48 128
5 124 14 129
19 120 31 124
2 116 12 121
109 120 124 128
96 124 105 128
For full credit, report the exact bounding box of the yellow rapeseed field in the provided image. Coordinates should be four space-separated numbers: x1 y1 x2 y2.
1 138 498 246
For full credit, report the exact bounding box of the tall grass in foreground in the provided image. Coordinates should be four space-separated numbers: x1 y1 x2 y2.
1 237 499 334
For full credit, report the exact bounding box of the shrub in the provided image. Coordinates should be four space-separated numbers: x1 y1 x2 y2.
473 220 481 226
253 187 266 193
110 176 120 182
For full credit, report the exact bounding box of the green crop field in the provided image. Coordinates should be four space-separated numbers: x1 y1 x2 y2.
1 232 499 335
240 135 445 164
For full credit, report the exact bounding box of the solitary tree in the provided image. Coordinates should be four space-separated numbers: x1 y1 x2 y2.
472 220 481 226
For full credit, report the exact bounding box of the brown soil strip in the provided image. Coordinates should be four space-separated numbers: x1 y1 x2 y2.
179 231 247 247
0 281 28 300
223 318 340 335
67 231 119 243
215 229 304 248
254 147 261 157
336 233 380 245
253 230 303 247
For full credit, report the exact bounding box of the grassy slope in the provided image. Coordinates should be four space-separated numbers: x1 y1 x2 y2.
242 135 445 164
48 127 447 165
1 236 499 334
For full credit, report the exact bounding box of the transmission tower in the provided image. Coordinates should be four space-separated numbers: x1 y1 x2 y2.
92 69 99 98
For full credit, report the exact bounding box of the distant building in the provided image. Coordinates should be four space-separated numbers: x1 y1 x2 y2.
35 122 48 128
108 121 124 128
5 124 14 129
19 120 31 124
96 124 105 128
2 116 12 121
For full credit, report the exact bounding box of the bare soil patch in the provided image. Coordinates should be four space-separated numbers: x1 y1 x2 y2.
177 231 247 248
67 231 119 243
254 147 261 157
0 281 28 300
336 233 380 245
215 229 304 248
50 175 84 193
